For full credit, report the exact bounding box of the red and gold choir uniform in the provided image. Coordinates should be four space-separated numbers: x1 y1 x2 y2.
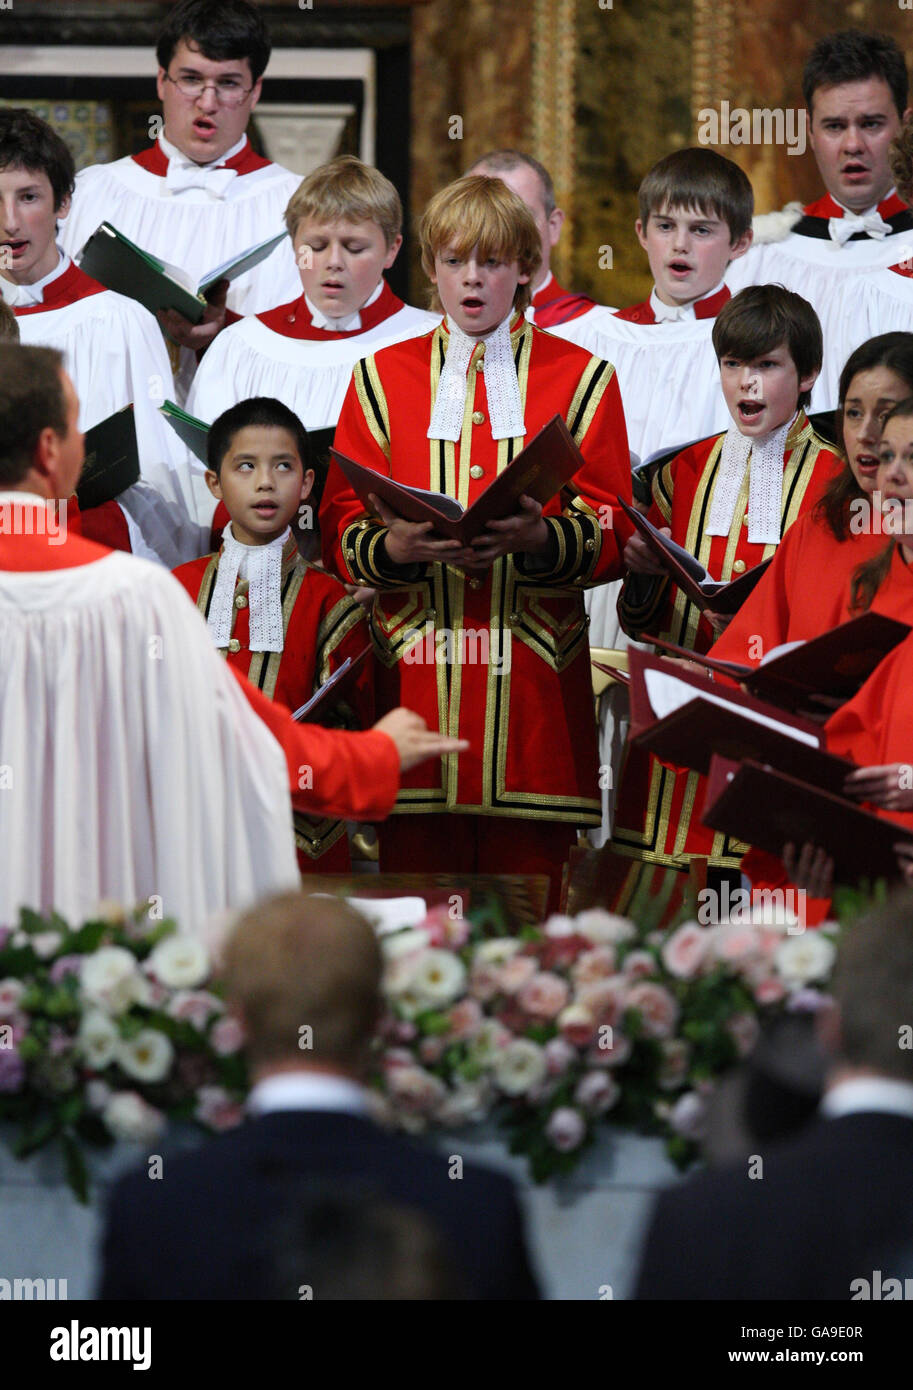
320 313 631 909
174 535 372 873
608 411 841 898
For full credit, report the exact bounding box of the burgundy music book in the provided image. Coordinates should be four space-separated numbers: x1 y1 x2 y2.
292 645 373 724
650 612 912 712
627 649 856 789
329 414 589 544
702 755 913 885
618 497 772 615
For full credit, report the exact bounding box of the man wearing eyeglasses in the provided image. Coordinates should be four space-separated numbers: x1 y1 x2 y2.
60 0 302 384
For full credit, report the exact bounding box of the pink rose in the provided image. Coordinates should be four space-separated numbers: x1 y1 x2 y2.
661 923 711 980
210 1015 244 1056
754 976 787 1006
577 979 627 1027
575 1070 620 1114
544 1036 577 1074
49 955 83 984
385 1064 448 1116
496 955 539 995
447 997 483 1040
669 1089 707 1141
712 924 760 966
625 982 679 1039
571 945 617 985
381 1047 415 1069
623 950 657 981
195 1085 243 1132
0 979 25 1017
518 971 570 1020
727 1011 760 1057
416 904 452 947
167 990 224 1031
545 1106 586 1152
657 1038 691 1090
468 963 501 1003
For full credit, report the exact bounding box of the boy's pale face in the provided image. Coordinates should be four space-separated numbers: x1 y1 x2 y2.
294 216 401 321
206 425 313 547
431 242 528 338
635 204 751 307
719 344 817 438
0 166 68 285
156 38 261 166
808 77 904 214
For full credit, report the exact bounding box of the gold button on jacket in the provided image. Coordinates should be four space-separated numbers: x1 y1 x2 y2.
469 464 484 479
732 559 746 573
472 410 486 425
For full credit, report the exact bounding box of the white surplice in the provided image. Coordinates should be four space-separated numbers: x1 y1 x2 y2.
183 299 437 527
10 255 207 565
0 540 298 930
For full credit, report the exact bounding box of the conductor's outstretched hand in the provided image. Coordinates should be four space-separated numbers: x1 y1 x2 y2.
374 707 469 771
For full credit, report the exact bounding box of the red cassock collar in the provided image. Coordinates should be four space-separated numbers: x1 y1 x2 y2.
132 136 272 177
257 279 405 340
12 260 107 317
802 191 909 220
532 276 596 327
614 283 731 324
0 505 111 570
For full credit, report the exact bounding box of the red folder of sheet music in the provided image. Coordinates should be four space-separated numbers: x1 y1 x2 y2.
702 754 913 885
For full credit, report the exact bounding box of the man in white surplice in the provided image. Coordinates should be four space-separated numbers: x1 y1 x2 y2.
0 344 462 930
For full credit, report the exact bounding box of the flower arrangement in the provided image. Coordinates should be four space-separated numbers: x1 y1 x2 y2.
371 904 841 1180
0 894 846 1196
0 906 246 1201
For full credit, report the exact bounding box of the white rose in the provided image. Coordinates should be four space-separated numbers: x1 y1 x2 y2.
411 949 467 1007
31 931 63 960
573 910 636 945
492 1039 548 1096
103 1090 166 1144
77 1009 120 1069
80 947 148 1015
435 1080 493 1126
545 1106 586 1152
574 1070 620 1115
147 935 210 990
543 914 578 939
381 928 432 961
473 939 523 965
117 1028 174 1083
0 978 26 1017
774 933 837 989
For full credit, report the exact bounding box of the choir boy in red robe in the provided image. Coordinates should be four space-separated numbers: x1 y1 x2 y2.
320 175 632 910
173 396 372 875
601 286 840 919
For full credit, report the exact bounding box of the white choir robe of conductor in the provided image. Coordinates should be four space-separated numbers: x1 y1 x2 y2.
6 251 208 566
0 528 299 931
549 312 731 843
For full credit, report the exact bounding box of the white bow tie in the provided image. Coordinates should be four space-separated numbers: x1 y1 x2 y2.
828 210 891 246
164 160 238 200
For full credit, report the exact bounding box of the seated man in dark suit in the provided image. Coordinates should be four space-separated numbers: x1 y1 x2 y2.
635 890 913 1300
98 892 539 1300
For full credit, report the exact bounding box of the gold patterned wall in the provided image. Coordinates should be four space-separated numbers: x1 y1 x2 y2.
411 0 913 309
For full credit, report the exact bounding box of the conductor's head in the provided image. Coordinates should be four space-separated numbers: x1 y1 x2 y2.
0 343 84 500
221 892 383 1081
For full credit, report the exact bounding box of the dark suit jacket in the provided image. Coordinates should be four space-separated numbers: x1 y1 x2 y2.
635 1111 913 1300
98 1110 539 1300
